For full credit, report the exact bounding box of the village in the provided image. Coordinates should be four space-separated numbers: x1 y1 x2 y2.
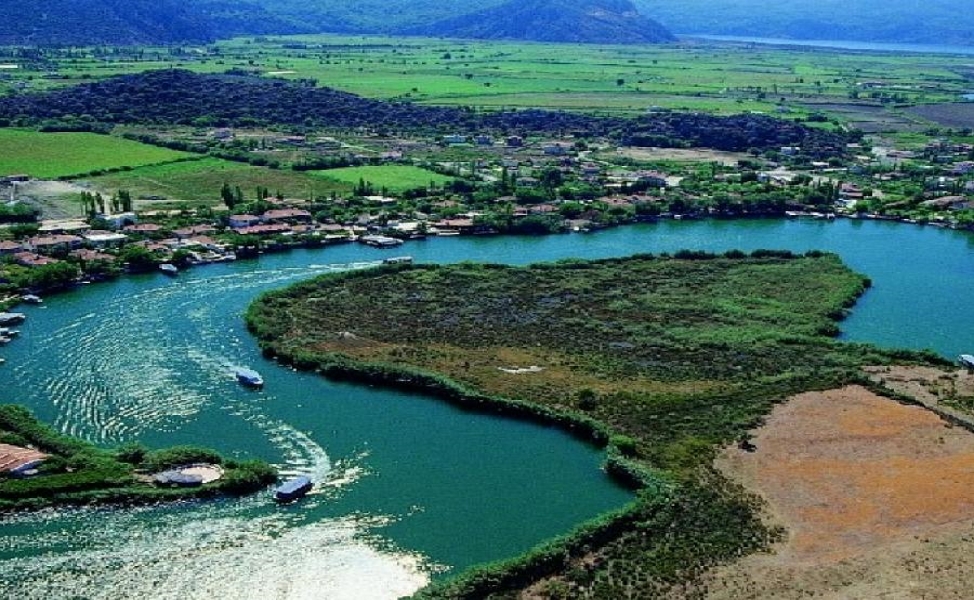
2 124 974 305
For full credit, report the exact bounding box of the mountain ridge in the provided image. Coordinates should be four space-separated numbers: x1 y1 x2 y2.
405 0 675 44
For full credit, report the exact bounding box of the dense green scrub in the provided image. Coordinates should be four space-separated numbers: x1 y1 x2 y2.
0 404 276 511
246 253 939 597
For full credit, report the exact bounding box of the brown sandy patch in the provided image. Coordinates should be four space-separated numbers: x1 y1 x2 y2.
704 385 974 599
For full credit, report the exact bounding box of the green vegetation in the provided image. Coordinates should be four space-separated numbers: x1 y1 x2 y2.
0 129 193 179
0 404 276 511
85 157 352 208
246 253 940 596
3 35 971 121
314 165 455 193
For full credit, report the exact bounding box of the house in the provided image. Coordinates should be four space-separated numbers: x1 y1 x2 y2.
100 212 138 230
71 249 115 263
635 171 668 188
229 214 261 229
173 224 218 239
443 134 467 145
123 223 162 235
83 231 128 248
0 240 23 255
235 223 293 236
506 136 524 148
38 220 89 235
27 234 84 254
0 443 47 476
433 218 477 234
261 209 312 224
13 252 58 267
475 135 493 146
921 195 970 211
543 143 568 156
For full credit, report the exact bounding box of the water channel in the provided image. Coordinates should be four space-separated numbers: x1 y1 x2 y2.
2 217 972 598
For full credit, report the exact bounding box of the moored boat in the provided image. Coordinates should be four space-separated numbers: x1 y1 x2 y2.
382 256 413 265
274 475 313 502
21 294 42 304
159 263 178 276
0 313 25 326
960 354 974 369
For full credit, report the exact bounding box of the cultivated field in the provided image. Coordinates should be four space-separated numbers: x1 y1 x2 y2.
0 129 193 179
908 103 974 129
313 165 454 192
84 157 353 208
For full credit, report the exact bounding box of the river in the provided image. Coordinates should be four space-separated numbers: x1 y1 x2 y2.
2 217 972 598
681 34 974 56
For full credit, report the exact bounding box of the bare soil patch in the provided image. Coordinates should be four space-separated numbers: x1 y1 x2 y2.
615 146 752 165
703 385 974 599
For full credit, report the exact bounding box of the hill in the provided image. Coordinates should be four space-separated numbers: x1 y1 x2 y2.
404 0 675 44
0 0 304 45
639 0 974 46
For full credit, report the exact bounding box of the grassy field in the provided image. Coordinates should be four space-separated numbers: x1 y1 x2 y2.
3 36 973 122
0 129 193 179
313 164 455 192
84 157 353 208
246 253 939 597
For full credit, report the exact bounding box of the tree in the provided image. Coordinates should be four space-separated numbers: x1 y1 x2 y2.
220 182 236 210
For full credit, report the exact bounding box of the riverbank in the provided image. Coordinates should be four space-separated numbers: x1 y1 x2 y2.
245 254 943 597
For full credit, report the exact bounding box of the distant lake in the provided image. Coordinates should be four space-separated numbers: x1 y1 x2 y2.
681 34 974 56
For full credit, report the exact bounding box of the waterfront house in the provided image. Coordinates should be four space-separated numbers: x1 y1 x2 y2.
234 223 293 237
0 443 47 476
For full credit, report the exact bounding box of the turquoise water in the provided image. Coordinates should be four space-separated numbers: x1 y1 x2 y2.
2 217 973 598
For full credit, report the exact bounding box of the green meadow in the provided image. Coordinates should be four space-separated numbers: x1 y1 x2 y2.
85 157 354 207
313 165 454 192
0 129 192 179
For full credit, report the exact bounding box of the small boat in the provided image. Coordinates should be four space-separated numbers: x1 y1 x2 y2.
0 328 19 337
0 312 26 326
274 475 313 502
21 294 42 304
382 256 413 265
960 354 974 369
234 367 264 388
159 263 178 276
